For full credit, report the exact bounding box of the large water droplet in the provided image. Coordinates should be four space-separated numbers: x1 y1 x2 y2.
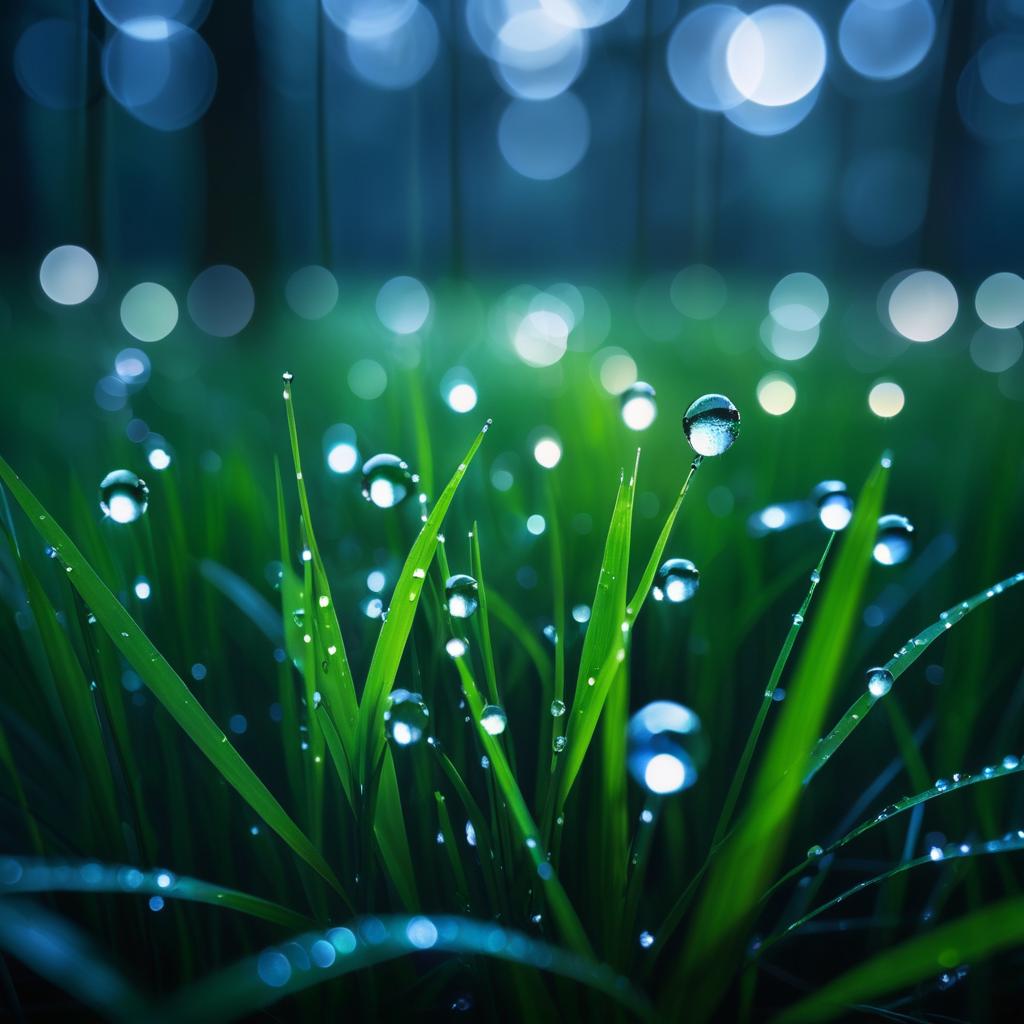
361 454 415 509
652 558 700 603
99 470 149 524
550 699 566 717
383 689 429 746
621 382 657 431
480 705 508 736
627 701 704 795
812 480 854 531
682 393 740 457
866 666 894 698
445 574 479 619
873 514 914 565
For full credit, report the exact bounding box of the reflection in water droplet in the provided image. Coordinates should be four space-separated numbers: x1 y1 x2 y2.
480 705 508 736
621 382 657 431
874 514 915 565
99 469 149 524
812 480 854 531
627 701 704 795
682 394 740 457
445 574 479 618
383 689 430 746
652 558 699 604
866 666 894 698
361 454 415 508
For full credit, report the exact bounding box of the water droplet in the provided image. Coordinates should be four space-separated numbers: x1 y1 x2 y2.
638 930 655 948
627 701 704 795
652 558 700 604
99 469 149 524
866 666 894 698
553 735 566 752
806 844 824 859
812 480 854 532
292 608 305 628
480 705 507 736
1002 754 1020 770
550 699 566 717
282 371 294 383
792 613 804 626
809 569 820 584
621 382 657 431
383 689 429 747
446 637 467 658
935 778 949 791
873 514 915 566
465 820 477 847
682 393 740 457
542 624 558 645
445 574 479 619
361 454 415 509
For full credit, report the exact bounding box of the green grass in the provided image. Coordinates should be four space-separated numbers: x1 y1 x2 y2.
1 283 1023 1020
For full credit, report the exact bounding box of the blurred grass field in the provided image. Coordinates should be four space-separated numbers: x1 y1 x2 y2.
1 276 1024 1021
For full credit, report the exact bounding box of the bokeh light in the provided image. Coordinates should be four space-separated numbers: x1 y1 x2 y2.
756 372 797 415
187 265 255 337
344 3 439 90
494 10 586 101
39 246 99 306
348 359 388 399
838 0 935 81
760 317 819 361
540 0 632 30
103 19 218 132
498 93 590 180
769 272 828 331
377 276 430 334
670 264 727 319
868 380 905 418
975 272 1024 329
726 5 827 108
285 266 339 320
533 436 563 468
15 19 99 110
970 327 1024 373
666 5 745 112
441 368 479 413
514 309 570 367
887 270 958 342
121 283 179 342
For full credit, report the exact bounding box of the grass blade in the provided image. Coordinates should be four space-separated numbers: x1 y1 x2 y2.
761 829 1024 956
674 455 889 1021
0 453 345 899
151 915 650 1024
0 900 149 1021
0 857 313 931
805 568 1024 782
772 893 1024 1023
450 651 592 956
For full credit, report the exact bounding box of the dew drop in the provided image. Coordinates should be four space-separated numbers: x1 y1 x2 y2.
480 705 508 736
550 699 566 717
638 930 655 949
383 689 429 747
874 514 915 566
627 701 704 795
866 666 894 698
99 470 149 524
445 574 479 619
621 382 657 431
446 637 467 658
361 454 415 509
812 480 854 531
652 558 700 603
682 393 740 457
806 844 824 859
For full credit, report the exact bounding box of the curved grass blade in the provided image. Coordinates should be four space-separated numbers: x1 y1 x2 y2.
356 419 491 779
150 915 647 1024
0 857 313 931
199 559 282 643
761 829 1024 958
0 899 149 1021
805 568 1024 783
650 535 835 960
767 753 1024 902
450 651 592 956
555 458 636 811
624 455 701 625
771 893 1024 1023
0 453 345 899
674 455 889 1022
